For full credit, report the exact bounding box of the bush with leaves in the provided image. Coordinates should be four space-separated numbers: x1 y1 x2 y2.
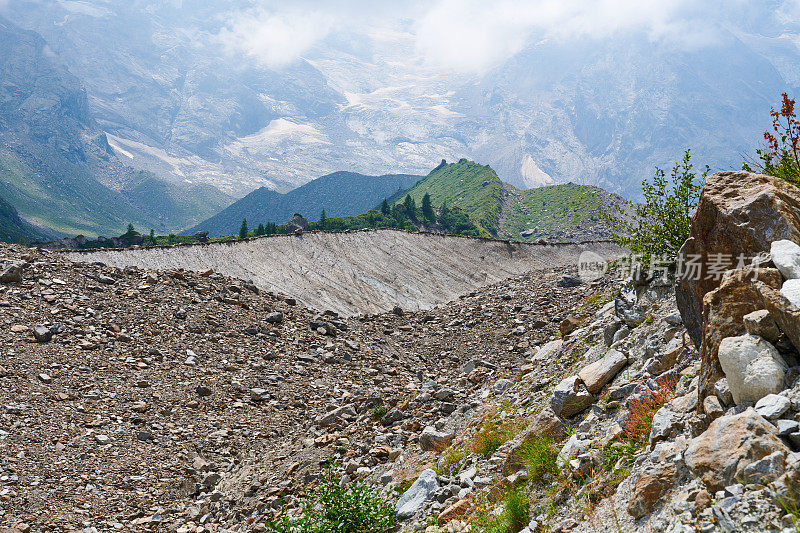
267 464 396 533
743 92 800 185
601 149 706 263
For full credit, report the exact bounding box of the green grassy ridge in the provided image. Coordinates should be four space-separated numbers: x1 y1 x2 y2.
502 182 611 241
398 159 504 237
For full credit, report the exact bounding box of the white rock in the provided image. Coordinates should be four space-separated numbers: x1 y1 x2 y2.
718 335 787 404
395 469 439 519
755 394 791 419
771 240 800 280
781 279 800 308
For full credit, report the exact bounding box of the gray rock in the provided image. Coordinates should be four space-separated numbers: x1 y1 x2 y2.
265 312 284 324
665 313 683 326
33 325 52 343
775 419 799 436
717 335 788 404
755 394 791 420
649 407 681 445
0 264 23 283
381 408 404 426
492 379 512 395
612 326 630 344
532 340 563 362
741 450 786 485
715 378 734 407
549 375 593 418
743 310 781 344
396 469 439 520
420 426 454 451
771 240 800 280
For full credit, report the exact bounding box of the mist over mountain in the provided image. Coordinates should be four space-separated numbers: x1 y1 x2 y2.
3 1 798 200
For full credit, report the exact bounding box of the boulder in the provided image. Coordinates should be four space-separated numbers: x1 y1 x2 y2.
419 427 454 452
0 263 23 284
684 408 789 492
396 469 439 520
577 349 628 394
549 376 593 418
627 462 679 518
754 394 791 420
285 213 309 234
743 309 781 344
676 171 800 348
741 450 786 485
532 340 563 362
782 279 800 308
772 239 800 279
559 316 582 337
697 267 782 407
718 334 787 404
757 281 800 354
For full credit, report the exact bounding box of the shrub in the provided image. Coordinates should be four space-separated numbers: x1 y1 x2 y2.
601 149 706 264
267 465 396 533
743 92 800 185
469 411 520 458
370 403 388 421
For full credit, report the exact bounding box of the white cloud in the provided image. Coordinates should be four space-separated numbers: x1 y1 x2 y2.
218 8 336 69
412 0 739 73
220 1 797 74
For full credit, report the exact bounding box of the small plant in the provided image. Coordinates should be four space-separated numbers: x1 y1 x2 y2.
621 375 678 446
470 416 515 458
512 434 559 483
471 488 530 533
437 445 468 476
601 441 638 472
370 403 388 421
267 464 396 533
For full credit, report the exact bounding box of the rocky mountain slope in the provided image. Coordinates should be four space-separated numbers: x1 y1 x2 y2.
0 15 232 238
6 171 800 533
189 172 421 237
3 2 793 197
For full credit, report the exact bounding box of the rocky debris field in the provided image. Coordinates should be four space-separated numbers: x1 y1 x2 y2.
9 171 800 533
0 240 598 532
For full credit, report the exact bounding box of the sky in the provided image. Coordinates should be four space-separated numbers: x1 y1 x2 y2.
218 0 800 74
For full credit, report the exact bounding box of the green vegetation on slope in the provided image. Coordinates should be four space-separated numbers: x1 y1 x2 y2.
189 171 421 236
400 159 504 237
503 183 611 241
120 172 233 231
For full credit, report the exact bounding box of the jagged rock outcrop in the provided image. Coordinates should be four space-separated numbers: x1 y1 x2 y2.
676 171 800 347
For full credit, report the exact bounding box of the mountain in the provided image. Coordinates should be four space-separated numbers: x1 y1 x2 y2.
2 2 795 199
190 171 421 236
400 159 623 240
0 192 53 243
0 15 232 237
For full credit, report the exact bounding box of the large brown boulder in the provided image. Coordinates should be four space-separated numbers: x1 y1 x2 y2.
757 280 800 353
684 408 788 492
697 267 782 406
676 171 800 347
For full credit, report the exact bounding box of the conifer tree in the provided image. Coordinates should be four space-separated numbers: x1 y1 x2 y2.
239 218 249 239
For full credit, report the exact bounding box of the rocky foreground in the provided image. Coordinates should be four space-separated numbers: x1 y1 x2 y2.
6 171 800 533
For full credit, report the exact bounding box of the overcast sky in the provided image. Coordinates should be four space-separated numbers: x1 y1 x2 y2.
217 0 800 74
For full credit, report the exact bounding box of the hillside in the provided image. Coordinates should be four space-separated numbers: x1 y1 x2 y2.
0 16 231 237
0 192 52 243
399 159 624 240
188 171 421 236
